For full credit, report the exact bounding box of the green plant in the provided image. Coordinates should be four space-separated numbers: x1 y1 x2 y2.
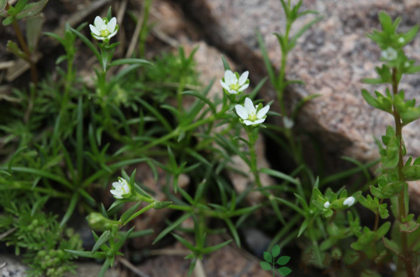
260 244 292 276
3 1 419 277
0 192 82 277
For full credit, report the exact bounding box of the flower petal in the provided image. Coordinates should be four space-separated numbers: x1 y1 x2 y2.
110 190 122 199
108 29 118 39
107 17 117 32
244 98 255 114
243 120 253 126
343 196 355 207
253 118 265 125
228 70 237 84
235 105 248 120
94 16 103 28
112 182 122 189
238 83 249 92
220 80 230 91
92 34 105 40
89 24 100 36
238 71 249 86
228 89 238 95
123 184 130 194
224 70 234 85
256 105 270 118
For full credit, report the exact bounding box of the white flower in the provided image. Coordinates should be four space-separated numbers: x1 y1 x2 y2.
110 177 131 199
381 47 397 61
89 16 118 41
404 61 410 68
235 97 269 126
343 196 355 207
283 117 294 129
220 70 249 94
324 201 330 208
398 37 405 44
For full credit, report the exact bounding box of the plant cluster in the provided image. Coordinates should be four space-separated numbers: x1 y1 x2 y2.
1 0 420 277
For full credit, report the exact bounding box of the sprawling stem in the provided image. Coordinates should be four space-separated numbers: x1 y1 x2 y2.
391 68 413 277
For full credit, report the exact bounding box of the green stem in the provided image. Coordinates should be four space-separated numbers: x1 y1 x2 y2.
177 75 185 116
391 68 413 277
374 199 383 232
272 260 275 277
168 204 224 218
139 0 153 58
62 56 74 108
138 108 227 152
123 202 155 225
248 129 263 190
168 204 193 212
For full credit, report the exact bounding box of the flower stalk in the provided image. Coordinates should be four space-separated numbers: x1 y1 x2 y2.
392 68 413 277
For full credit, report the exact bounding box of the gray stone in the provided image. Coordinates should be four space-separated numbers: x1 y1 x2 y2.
137 235 271 277
176 0 420 205
0 255 119 277
0 255 28 277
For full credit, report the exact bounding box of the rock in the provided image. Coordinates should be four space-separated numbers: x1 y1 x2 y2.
71 263 120 277
176 0 420 206
137 235 271 277
0 255 28 277
0 255 119 277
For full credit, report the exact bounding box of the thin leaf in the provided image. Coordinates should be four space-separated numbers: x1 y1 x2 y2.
274 197 306 216
221 55 231 71
70 27 101 61
137 98 172 132
172 233 196 251
201 239 232 254
92 230 111 253
97 259 111 277
60 193 79 227
76 96 84 183
224 218 241 247
260 168 299 185
289 16 324 50
153 213 192 244
257 30 277 89
182 91 217 114
109 58 151 67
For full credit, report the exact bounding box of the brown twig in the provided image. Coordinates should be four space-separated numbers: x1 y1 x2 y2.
117 256 150 277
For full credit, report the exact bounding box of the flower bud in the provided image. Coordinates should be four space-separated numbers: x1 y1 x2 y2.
86 212 119 231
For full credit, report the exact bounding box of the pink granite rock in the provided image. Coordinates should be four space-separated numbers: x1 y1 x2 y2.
176 0 420 206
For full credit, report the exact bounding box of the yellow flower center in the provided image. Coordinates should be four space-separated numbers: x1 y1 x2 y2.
248 112 257 121
229 83 239 91
100 29 110 37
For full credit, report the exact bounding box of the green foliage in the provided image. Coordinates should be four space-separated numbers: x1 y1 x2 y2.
0 193 82 277
3 1 420 277
140 49 200 103
260 244 292 276
359 9 420 276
